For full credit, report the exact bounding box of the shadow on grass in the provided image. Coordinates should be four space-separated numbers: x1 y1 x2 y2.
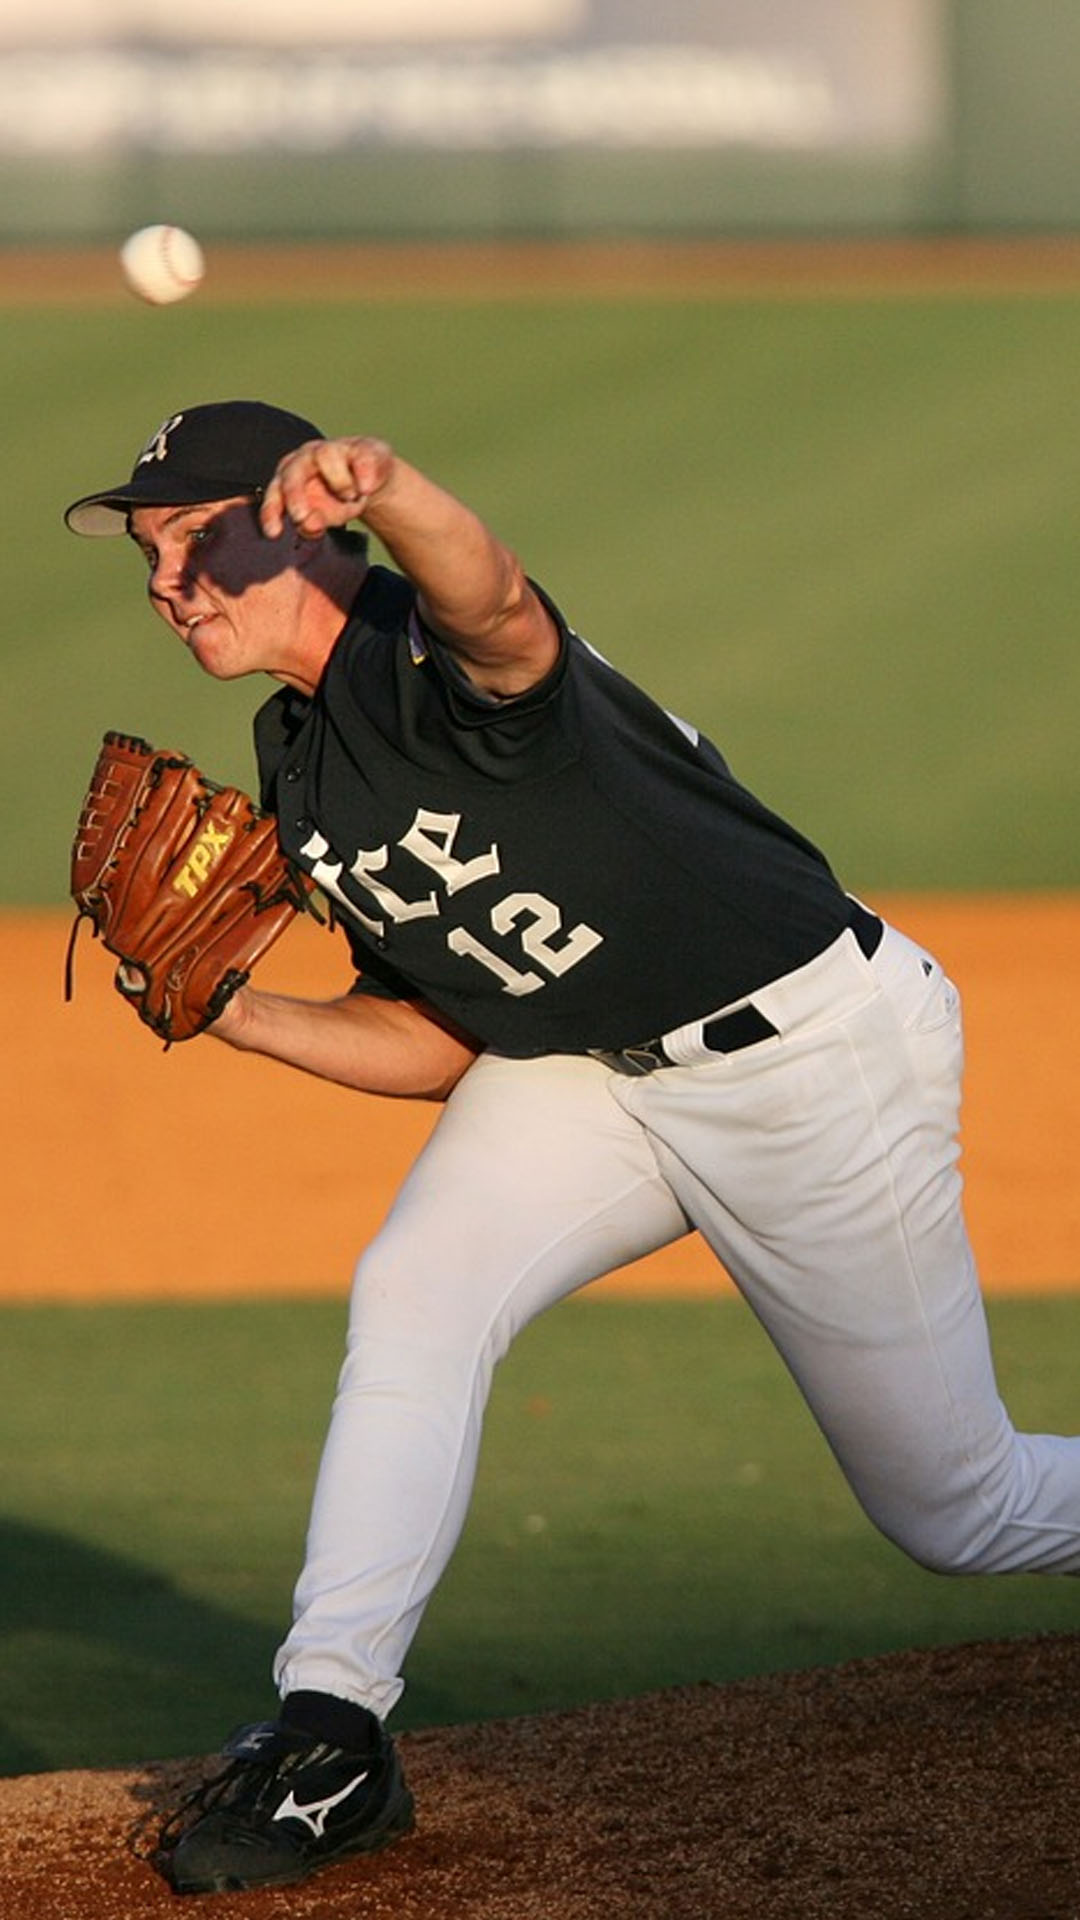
0 1517 280 1775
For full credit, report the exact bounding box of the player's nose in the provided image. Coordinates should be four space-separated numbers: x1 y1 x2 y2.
148 543 194 601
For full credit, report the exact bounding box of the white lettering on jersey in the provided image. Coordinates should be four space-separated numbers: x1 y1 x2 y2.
300 828 384 938
491 893 603 977
448 895 603 996
399 809 501 895
447 927 544 996
299 810 605 996
349 843 439 924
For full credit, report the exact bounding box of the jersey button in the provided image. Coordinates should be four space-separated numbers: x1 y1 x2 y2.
284 763 303 782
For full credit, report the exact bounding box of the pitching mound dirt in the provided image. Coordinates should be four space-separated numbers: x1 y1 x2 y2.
1 1634 1076 1920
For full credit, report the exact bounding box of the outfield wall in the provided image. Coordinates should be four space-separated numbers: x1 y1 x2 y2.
1 2 1078 243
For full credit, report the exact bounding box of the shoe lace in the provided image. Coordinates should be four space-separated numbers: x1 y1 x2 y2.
128 1752 275 1863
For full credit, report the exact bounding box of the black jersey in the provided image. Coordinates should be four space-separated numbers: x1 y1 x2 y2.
255 566 852 1055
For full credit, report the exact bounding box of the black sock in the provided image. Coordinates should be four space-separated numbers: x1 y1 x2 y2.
280 1689 382 1754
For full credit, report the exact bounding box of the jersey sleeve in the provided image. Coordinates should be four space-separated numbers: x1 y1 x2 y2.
411 578 569 721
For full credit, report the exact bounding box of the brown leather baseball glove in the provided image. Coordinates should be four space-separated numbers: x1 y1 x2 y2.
67 730 318 1044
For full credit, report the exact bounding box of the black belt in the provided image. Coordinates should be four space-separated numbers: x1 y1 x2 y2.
592 901 883 1078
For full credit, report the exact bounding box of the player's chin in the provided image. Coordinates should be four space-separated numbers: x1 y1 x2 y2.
183 625 244 679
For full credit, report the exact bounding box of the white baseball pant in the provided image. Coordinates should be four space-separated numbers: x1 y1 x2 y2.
274 918 1080 1718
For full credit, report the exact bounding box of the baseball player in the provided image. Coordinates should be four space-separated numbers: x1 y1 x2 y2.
65 401 1080 1896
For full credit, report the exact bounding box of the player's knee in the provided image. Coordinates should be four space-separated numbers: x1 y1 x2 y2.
348 1244 461 1343
347 1237 515 1368
892 1534 982 1576
860 1489 1006 1576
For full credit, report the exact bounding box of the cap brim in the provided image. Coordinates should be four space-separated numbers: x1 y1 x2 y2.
64 471 261 537
64 492 139 536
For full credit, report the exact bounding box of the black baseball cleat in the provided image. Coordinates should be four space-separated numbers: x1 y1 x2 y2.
155 1716 415 1894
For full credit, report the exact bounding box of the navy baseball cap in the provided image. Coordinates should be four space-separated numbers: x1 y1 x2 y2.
64 399 324 536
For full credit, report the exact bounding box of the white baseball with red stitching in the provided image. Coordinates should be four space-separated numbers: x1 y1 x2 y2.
120 224 205 305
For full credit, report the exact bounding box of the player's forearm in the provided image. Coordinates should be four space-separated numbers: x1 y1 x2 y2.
362 457 519 630
367 468 559 692
261 437 558 692
208 986 477 1101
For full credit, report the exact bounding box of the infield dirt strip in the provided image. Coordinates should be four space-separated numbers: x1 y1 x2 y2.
6 234 1080 303
5 892 1080 1302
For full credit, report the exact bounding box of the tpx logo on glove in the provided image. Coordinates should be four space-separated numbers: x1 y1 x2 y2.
172 818 235 898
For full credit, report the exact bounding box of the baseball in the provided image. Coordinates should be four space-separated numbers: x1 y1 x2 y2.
120 224 205 305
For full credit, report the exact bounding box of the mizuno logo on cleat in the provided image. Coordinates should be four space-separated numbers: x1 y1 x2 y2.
272 1771 370 1839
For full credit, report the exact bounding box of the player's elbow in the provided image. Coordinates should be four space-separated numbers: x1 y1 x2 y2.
356 998 479 1102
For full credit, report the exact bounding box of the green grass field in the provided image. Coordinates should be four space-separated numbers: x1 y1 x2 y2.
0 1294 1077 1775
5 286 1080 903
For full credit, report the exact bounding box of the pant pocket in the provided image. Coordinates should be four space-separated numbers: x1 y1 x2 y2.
905 962 961 1036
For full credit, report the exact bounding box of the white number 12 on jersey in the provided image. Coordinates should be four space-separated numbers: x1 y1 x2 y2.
448 892 603 995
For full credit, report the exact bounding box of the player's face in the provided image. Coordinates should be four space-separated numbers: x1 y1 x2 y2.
130 497 311 686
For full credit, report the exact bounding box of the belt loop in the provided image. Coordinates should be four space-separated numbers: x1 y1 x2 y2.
589 1041 672 1076
615 1043 671 1075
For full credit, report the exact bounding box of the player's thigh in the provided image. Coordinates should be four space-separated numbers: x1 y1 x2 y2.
622 950 1006 1558
351 1050 690 1347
